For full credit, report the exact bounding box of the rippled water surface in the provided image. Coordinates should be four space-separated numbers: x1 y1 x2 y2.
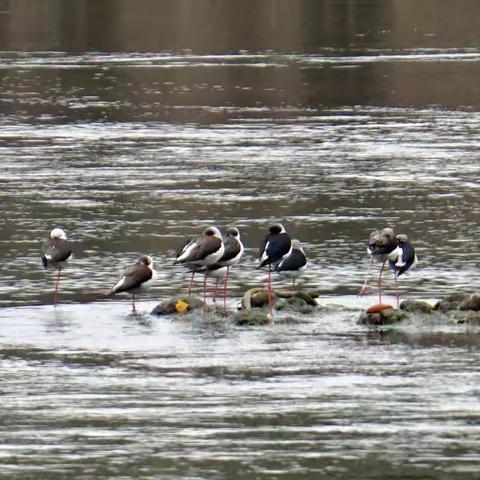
1 1 480 478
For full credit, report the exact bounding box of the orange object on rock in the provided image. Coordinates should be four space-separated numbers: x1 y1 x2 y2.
366 303 394 314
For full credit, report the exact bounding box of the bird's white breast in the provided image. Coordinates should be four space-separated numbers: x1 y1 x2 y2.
260 241 270 263
389 246 405 266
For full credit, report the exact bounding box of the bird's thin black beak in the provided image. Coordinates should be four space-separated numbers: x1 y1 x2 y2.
367 245 383 256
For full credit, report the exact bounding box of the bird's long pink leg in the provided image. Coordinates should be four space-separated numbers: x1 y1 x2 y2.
132 294 136 313
54 269 61 306
223 266 230 309
394 273 400 308
359 256 374 297
377 260 386 304
212 278 219 303
203 274 207 313
267 264 273 318
188 271 195 296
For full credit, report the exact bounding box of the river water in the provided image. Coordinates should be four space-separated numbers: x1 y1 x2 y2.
1 1 480 479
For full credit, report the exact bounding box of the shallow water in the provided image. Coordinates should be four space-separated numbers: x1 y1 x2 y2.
1 91 479 306
1 301 480 479
1 1 480 478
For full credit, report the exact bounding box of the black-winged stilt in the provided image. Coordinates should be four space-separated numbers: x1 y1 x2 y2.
359 227 396 303
175 237 204 296
257 223 292 316
204 264 227 303
41 227 72 306
388 234 418 306
174 226 225 306
360 228 417 306
206 226 244 307
275 239 307 288
110 255 157 312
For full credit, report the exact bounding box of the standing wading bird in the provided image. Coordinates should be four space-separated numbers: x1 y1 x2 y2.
174 226 225 306
41 227 73 306
359 227 396 304
110 255 157 312
257 223 292 316
275 239 307 288
388 234 418 307
205 226 244 307
359 227 417 306
175 237 204 296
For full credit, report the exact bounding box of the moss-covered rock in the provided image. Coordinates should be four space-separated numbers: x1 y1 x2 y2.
450 310 480 324
275 289 318 306
250 290 271 308
274 296 316 314
359 293 480 327
304 288 320 299
232 309 271 326
458 294 480 312
434 293 471 312
241 287 317 313
151 295 207 316
358 307 408 326
399 300 434 313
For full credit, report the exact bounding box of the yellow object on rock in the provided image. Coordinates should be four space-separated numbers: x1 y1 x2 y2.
175 299 189 313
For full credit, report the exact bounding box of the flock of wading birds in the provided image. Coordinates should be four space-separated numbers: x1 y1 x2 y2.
41 224 418 313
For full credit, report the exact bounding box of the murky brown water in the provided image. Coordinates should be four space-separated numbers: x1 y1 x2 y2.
1 1 480 479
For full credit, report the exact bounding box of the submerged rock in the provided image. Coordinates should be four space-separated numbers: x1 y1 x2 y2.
232 308 271 326
450 310 480 324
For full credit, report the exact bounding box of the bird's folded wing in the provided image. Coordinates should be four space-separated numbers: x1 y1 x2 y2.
276 249 306 271
220 237 241 262
115 264 152 292
41 239 72 263
188 236 222 261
